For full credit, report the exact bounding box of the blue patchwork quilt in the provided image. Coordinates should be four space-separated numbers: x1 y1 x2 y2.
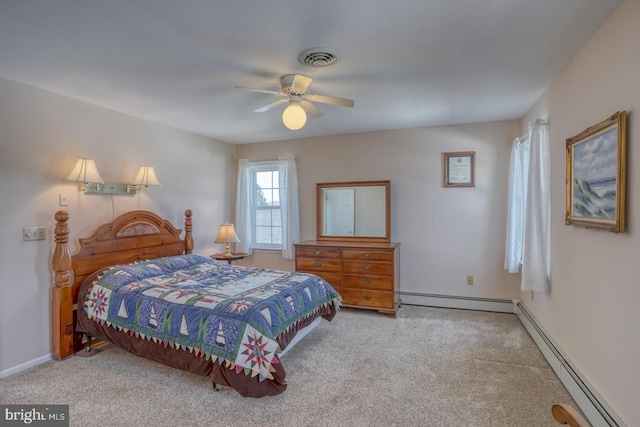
82 254 341 381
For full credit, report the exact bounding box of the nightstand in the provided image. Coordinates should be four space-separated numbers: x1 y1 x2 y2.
210 253 248 264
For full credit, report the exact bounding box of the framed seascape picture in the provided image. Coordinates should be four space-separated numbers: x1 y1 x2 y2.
443 151 475 187
566 111 627 233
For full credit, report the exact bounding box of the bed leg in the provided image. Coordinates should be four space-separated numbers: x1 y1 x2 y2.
212 381 220 392
75 334 101 358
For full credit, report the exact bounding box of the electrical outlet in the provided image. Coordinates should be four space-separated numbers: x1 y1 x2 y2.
23 227 46 241
466 275 474 286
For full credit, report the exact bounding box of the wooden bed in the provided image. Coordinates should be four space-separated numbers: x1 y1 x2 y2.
52 209 194 360
51 209 338 397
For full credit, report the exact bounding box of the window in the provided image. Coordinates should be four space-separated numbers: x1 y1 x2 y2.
252 165 282 249
235 157 299 259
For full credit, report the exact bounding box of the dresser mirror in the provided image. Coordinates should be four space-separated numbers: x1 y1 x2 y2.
316 180 390 243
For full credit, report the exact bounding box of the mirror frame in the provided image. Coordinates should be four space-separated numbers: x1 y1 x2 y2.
316 180 390 243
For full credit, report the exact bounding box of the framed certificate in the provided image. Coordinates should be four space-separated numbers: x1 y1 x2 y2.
443 151 475 187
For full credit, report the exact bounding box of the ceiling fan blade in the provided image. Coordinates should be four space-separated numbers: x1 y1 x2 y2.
235 86 284 96
254 98 288 112
305 93 354 108
291 74 313 94
301 100 323 118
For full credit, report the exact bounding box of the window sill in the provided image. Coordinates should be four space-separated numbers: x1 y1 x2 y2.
250 248 282 253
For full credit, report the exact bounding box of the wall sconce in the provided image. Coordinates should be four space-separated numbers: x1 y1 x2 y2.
66 158 161 195
214 223 240 257
130 165 161 190
65 158 104 191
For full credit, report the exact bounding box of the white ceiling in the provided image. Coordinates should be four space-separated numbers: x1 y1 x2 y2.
0 0 620 144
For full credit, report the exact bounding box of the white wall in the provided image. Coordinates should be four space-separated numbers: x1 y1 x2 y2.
0 77 236 374
521 0 640 423
236 120 522 300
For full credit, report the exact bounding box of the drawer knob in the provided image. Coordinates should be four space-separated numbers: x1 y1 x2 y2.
314 262 322 267
314 250 322 255
363 253 370 258
362 295 371 301
362 279 372 284
363 265 372 270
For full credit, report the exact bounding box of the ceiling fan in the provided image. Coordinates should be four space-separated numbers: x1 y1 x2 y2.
235 74 355 130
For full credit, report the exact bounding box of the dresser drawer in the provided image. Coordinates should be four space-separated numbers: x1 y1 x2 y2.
342 249 393 261
342 260 393 276
296 258 341 272
342 274 393 291
341 288 394 309
300 271 341 289
296 247 341 258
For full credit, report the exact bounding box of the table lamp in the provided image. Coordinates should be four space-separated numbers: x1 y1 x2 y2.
214 223 240 257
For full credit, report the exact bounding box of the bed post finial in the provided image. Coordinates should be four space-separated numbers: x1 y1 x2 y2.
184 209 193 254
52 210 74 359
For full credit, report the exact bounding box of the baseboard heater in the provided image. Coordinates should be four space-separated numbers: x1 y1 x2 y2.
514 301 624 427
400 291 515 313
400 292 625 426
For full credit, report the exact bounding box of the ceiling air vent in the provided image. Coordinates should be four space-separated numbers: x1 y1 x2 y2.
298 48 341 68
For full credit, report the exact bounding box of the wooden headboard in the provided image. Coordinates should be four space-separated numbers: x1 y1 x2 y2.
51 209 194 359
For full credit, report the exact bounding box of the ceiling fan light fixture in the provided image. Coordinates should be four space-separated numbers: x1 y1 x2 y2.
282 102 307 130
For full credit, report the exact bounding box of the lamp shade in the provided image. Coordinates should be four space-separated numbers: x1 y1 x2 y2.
133 165 161 188
66 158 104 184
214 223 240 244
282 102 307 130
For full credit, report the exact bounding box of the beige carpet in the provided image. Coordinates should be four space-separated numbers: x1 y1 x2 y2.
0 305 579 426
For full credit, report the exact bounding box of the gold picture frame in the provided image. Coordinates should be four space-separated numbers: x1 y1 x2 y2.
443 151 475 187
566 111 627 233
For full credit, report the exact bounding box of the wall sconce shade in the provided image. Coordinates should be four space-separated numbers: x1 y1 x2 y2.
214 223 240 257
282 101 307 130
66 158 104 184
132 165 161 189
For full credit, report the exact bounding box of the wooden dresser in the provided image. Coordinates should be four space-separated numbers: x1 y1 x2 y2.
295 240 400 317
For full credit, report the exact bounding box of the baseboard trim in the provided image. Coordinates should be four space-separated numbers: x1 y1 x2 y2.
0 353 52 379
400 292 515 313
514 301 625 427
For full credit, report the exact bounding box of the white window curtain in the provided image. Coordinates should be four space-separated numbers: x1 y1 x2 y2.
278 156 300 260
234 157 300 260
235 159 252 255
504 136 529 273
504 119 550 292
